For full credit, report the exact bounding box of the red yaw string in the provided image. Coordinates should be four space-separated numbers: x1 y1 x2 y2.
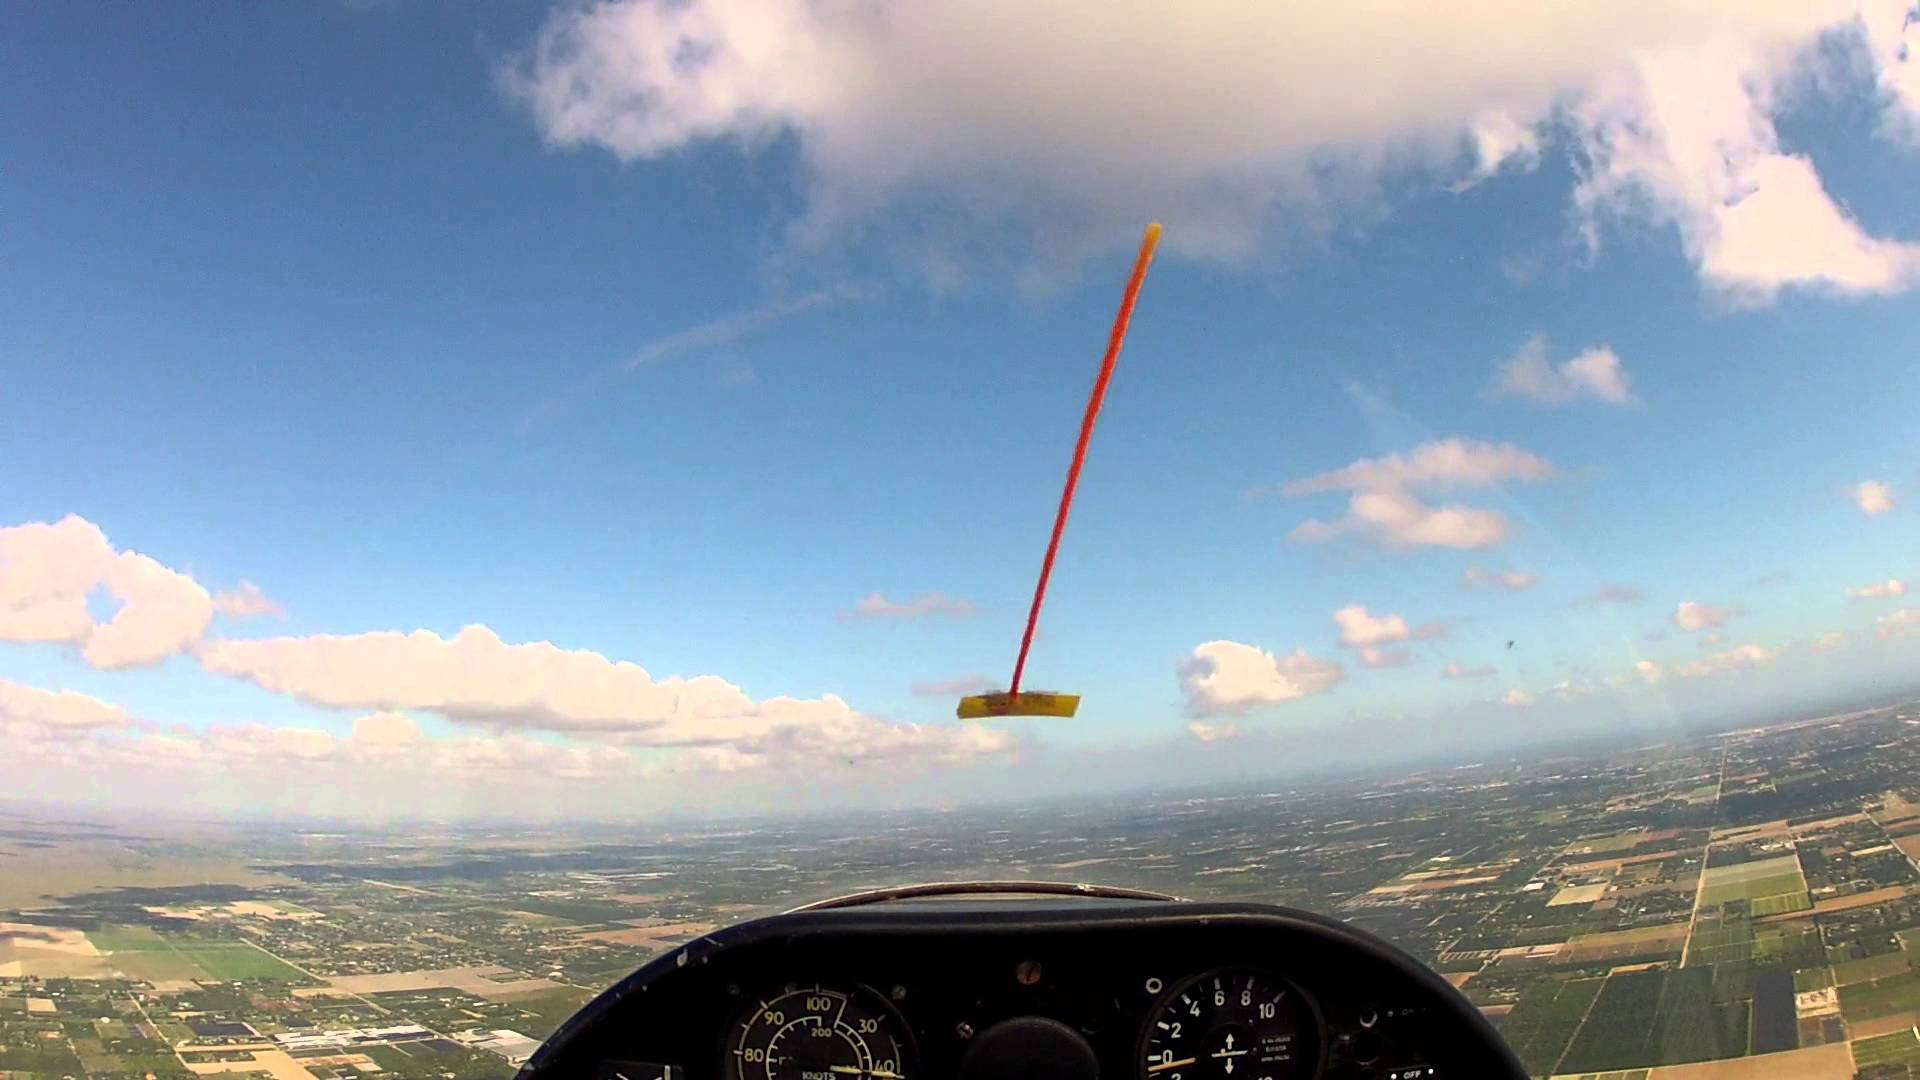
1005 223 1163 705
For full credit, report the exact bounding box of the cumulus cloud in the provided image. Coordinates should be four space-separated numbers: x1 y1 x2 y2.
1877 608 1920 638
1186 721 1240 743
197 623 1012 768
1502 688 1535 707
213 581 285 619
1358 646 1415 669
1571 29 1920 305
1491 336 1635 405
1676 642 1776 677
1855 480 1896 516
1178 640 1343 717
1331 605 1441 672
910 676 994 697
1333 605 1412 648
1634 660 1665 683
1574 584 1646 607
1462 567 1539 592
1848 578 1907 599
1442 662 1496 680
0 678 135 740
1281 439 1554 551
843 591 976 621
19 707 635 789
509 0 1920 297
0 515 213 668
1811 630 1847 652
1673 601 1734 632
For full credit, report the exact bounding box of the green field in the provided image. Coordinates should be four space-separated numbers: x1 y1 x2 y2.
174 943 305 981
498 986 595 1037
84 926 306 982
1838 969 1920 1022
1696 855 1808 908
1557 968 1748 1073
1833 951 1916 986
1852 1028 1920 1070
1794 966 1836 992
1748 890 1812 916
1753 923 1824 967
84 925 170 952
105 949 209 982
1495 976 1605 1076
1688 915 1755 966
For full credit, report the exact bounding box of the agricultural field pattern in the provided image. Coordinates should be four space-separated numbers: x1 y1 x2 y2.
5 700 1920 1079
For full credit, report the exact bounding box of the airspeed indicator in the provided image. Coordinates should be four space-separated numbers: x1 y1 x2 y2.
727 985 911 1080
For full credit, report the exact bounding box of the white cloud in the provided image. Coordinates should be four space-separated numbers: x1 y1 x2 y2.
1811 630 1847 652
1570 24 1920 305
1178 640 1343 717
1442 662 1496 680
1467 111 1544 180
213 580 285 619
1673 601 1733 632
1284 439 1557 496
0 515 213 668
1676 642 1776 677
1491 336 1635 405
1502 688 1535 706
14 705 640 798
1282 439 1554 551
1333 605 1411 648
1856 480 1896 516
1847 578 1907 599
197 623 1012 768
843 591 976 621
1462 567 1539 592
1358 646 1415 669
509 0 1920 297
1877 608 1920 638
0 678 135 740
1186 721 1240 744
1634 659 1665 683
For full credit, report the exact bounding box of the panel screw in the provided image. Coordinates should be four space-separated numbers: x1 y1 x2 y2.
955 1022 974 1040
1015 960 1042 986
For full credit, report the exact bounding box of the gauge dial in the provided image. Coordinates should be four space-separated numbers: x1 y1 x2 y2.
1141 970 1315 1080
727 985 912 1080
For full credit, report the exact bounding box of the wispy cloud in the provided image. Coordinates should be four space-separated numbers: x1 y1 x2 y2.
213 581 284 619
519 284 872 433
842 591 976 622
1462 567 1538 592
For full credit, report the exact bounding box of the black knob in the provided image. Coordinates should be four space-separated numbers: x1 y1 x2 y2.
960 1016 1099 1080
1349 1030 1384 1067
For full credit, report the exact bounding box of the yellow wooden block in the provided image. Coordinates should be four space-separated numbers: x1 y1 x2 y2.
956 691 1081 719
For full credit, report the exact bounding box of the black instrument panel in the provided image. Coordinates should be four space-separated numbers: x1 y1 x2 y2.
521 896 1523 1080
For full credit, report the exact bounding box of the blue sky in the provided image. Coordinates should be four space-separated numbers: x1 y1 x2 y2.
2 3 1918 820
